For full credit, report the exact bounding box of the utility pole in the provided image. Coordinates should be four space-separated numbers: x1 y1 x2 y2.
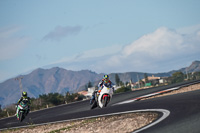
15 77 23 93
137 74 141 88
186 68 189 80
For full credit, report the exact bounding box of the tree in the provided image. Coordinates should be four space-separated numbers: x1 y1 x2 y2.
119 81 124 86
171 72 184 83
125 81 129 86
115 74 120 86
85 85 88 91
192 72 200 80
139 80 145 87
88 81 92 88
31 98 45 110
65 93 75 103
0 109 7 118
77 95 85 101
114 86 131 93
39 93 65 106
144 73 149 83
66 91 70 96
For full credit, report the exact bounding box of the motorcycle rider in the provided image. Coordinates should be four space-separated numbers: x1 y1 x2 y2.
16 91 31 116
90 74 114 104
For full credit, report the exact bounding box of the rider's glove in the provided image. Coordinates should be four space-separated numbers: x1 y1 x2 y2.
97 90 101 95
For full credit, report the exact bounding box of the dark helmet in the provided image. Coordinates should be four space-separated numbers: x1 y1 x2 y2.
22 91 27 97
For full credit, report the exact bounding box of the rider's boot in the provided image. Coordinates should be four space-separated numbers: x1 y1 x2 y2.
25 108 30 116
15 105 18 116
90 95 95 105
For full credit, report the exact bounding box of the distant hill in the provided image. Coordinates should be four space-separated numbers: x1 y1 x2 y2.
181 61 200 73
0 61 200 107
0 68 104 107
168 60 200 75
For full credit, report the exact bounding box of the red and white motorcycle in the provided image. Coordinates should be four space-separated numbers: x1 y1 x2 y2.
90 84 114 109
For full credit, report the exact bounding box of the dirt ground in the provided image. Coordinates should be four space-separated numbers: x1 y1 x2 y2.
2 83 200 133
2 112 158 133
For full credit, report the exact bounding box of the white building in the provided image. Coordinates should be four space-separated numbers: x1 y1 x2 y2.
86 87 96 98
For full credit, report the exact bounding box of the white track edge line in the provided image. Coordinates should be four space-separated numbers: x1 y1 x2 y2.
113 87 179 105
132 109 170 133
0 109 170 131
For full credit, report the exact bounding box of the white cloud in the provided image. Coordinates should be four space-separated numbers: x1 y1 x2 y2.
101 27 200 72
45 26 200 73
0 26 30 60
121 27 184 58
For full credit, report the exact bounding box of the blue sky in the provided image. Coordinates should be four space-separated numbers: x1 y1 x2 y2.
0 0 200 82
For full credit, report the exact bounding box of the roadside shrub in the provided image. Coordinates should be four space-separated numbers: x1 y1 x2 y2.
114 86 131 94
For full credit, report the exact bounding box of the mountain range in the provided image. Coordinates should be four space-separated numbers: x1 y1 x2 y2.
0 60 200 108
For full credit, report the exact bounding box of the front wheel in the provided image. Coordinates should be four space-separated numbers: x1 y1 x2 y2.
19 111 24 122
103 96 108 107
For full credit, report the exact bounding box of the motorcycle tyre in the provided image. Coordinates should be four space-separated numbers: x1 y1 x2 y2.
19 111 24 122
90 100 97 109
103 96 108 107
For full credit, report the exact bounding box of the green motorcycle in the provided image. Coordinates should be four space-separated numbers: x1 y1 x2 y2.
16 100 29 122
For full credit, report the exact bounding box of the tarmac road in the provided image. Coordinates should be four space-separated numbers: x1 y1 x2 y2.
139 89 200 133
0 80 200 133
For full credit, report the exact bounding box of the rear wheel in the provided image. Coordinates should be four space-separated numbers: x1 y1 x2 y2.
90 100 97 109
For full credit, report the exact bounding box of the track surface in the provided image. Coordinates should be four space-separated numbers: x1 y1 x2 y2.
0 80 200 133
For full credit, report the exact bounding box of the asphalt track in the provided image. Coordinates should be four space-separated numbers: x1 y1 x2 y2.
0 80 200 133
